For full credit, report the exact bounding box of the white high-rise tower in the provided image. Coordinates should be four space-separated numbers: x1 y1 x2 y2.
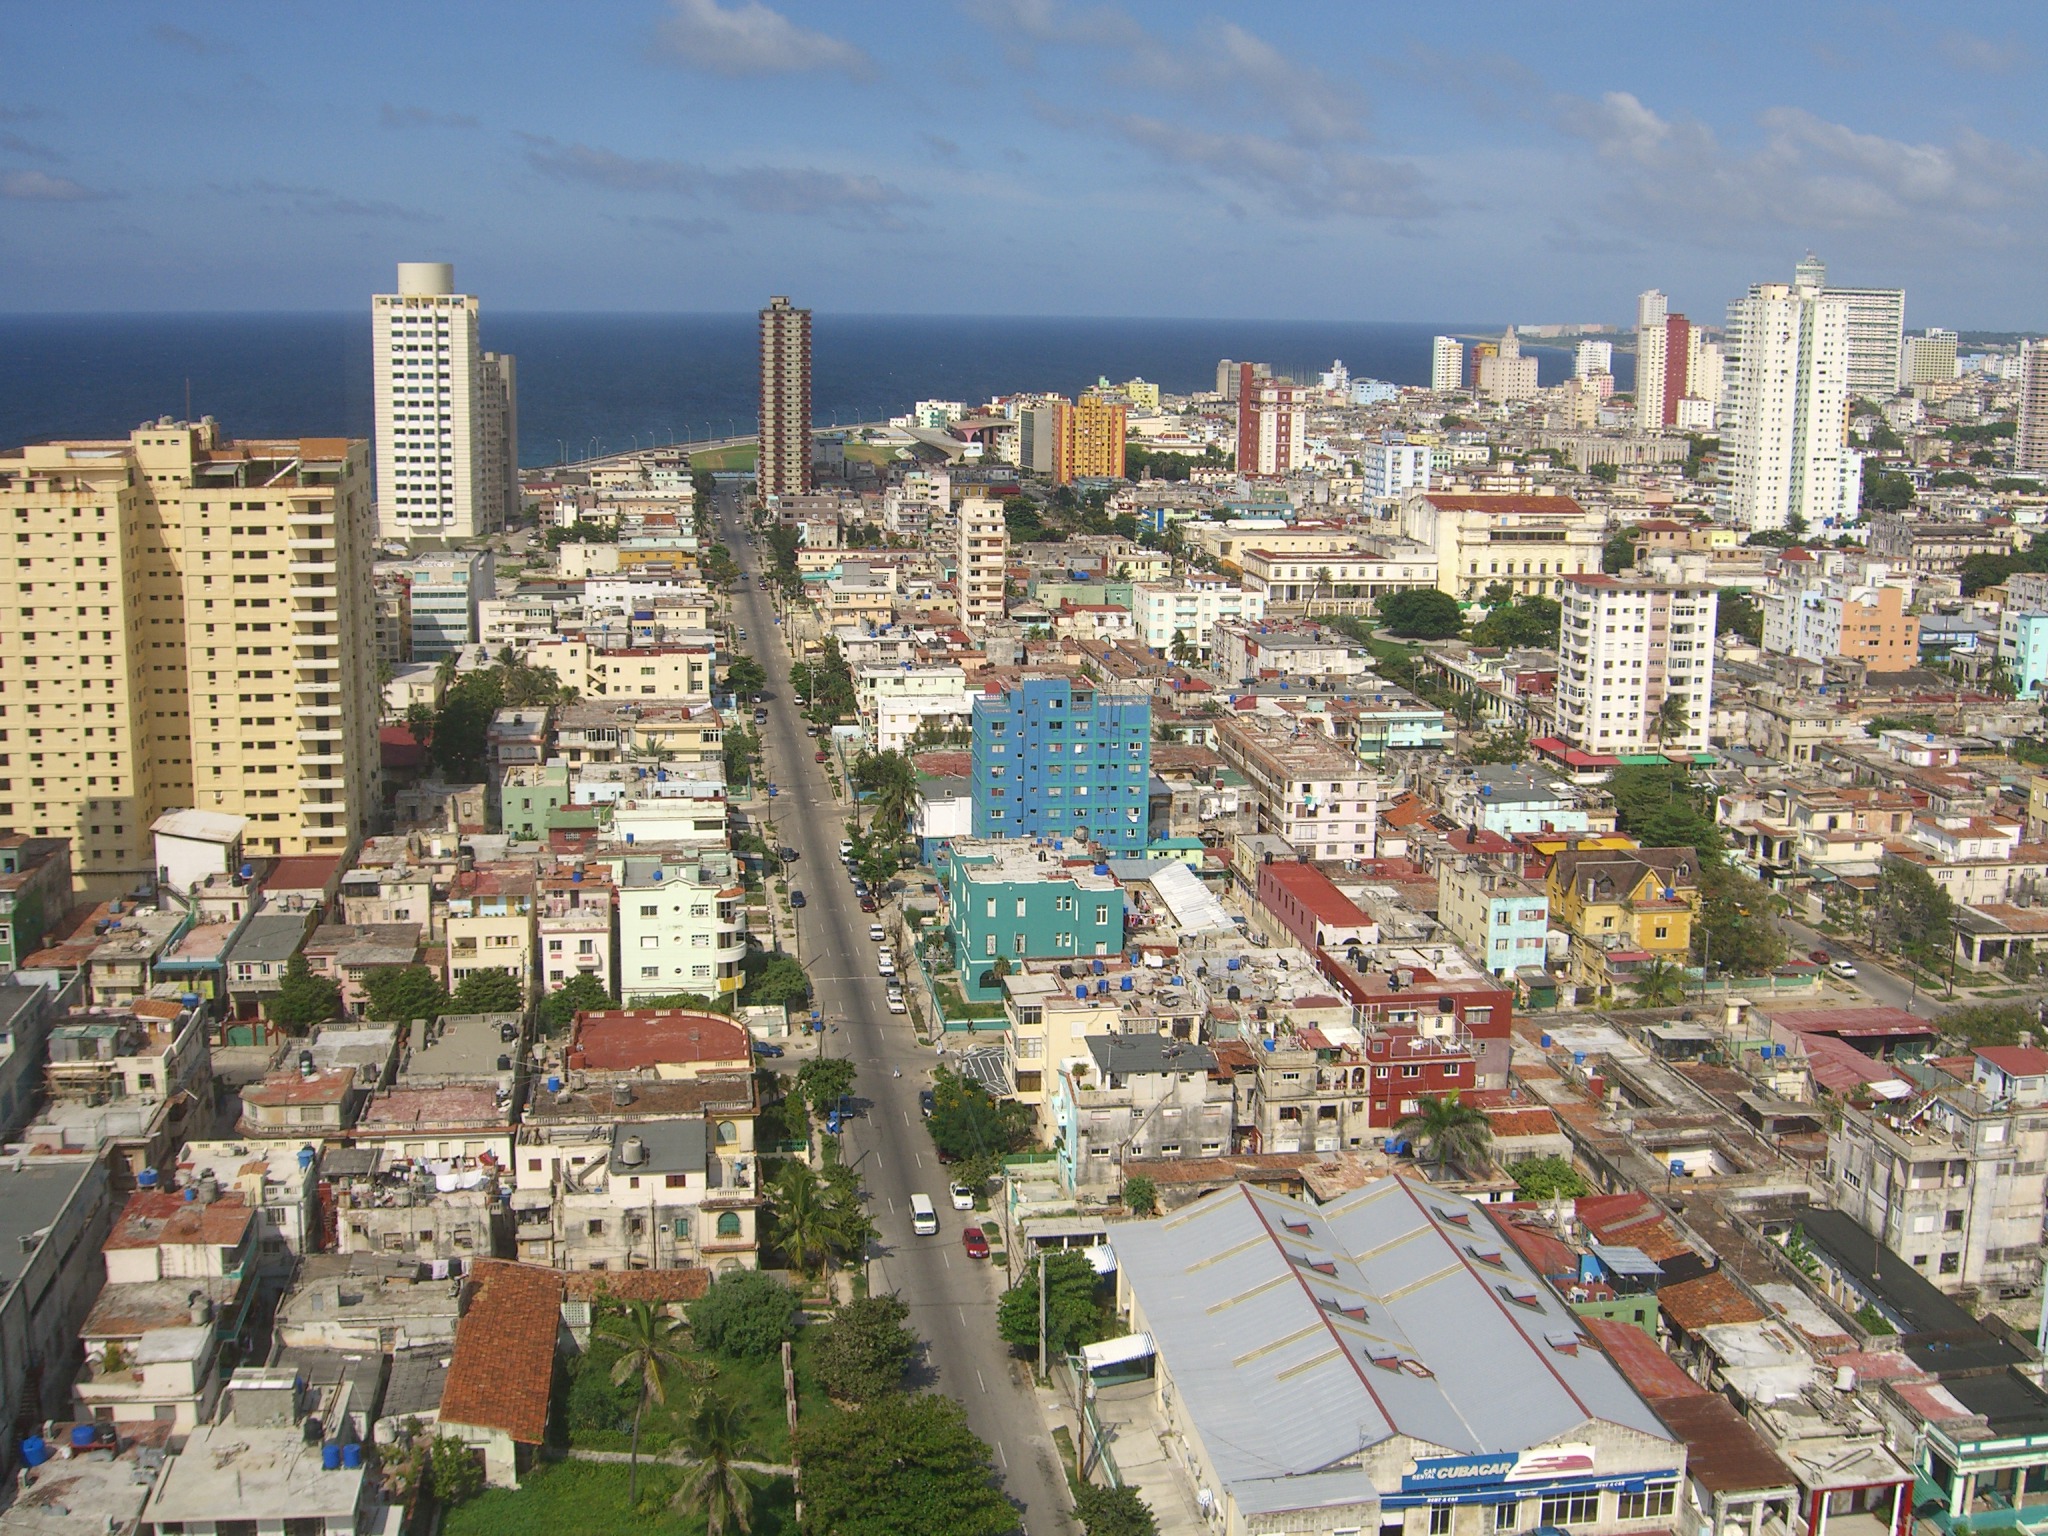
1721 272 1853 533
1634 290 1668 432
373 262 517 542
1431 336 1464 394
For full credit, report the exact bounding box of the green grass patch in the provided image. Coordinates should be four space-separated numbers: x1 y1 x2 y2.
931 974 1006 1020
842 441 902 466
445 1458 795 1536
569 1329 828 1463
1051 1423 1083 1498
691 444 759 472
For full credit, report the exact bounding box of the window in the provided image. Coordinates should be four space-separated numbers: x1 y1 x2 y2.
1494 1504 1519 1533
716 1212 741 1238
1430 1506 1453 1535
1939 1252 1960 1274
1539 1492 1600 1526
1618 1482 1677 1521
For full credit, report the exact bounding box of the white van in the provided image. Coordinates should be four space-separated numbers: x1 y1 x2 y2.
909 1193 938 1236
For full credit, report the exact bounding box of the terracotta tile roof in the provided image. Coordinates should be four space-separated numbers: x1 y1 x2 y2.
1653 1393 1798 1496
1574 1191 1693 1262
1656 1270 1766 1333
1422 493 1590 516
440 1261 564 1445
104 1190 256 1250
571 1009 752 1071
1584 1317 1708 1400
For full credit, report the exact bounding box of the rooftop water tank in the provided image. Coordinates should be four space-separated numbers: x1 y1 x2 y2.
297 1146 316 1171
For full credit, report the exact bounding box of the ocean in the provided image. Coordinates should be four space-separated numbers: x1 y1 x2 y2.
0 313 1632 467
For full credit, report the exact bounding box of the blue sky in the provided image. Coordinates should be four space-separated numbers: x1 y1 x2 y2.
4 1 2046 327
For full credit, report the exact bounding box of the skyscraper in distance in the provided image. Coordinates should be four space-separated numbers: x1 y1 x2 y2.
758 295 813 497
1635 290 1668 431
2016 341 2048 473
372 262 516 542
1722 276 1853 532
1431 336 1464 394
1794 255 1905 398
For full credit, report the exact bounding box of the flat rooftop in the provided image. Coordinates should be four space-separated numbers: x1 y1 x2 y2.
0 1162 96 1291
143 1424 367 1523
403 1013 522 1083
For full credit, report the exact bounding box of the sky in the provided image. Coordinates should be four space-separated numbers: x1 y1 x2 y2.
4 1 2047 328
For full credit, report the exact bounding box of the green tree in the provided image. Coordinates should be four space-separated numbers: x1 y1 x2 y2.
724 655 769 698
1601 526 1640 574
1377 588 1464 639
813 1293 918 1403
1605 765 1725 860
687 1271 800 1361
1467 596 1562 649
1861 460 1915 512
1168 629 1195 664
1466 727 1530 765
1873 854 1954 962
1122 1174 1158 1217
795 1056 857 1115
673 1391 754 1536
1717 592 1763 646
928 1071 1034 1162
795 1393 1013 1536
1934 1002 2036 1049
1075 1483 1162 1536
403 702 436 761
595 1300 700 1505
451 967 523 1014
768 1161 871 1275
739 951 811 1010
997 1248 1106 1357
362 964 452 1025
1394 1091 1493 1174
537 972 614 1034
1651 693 1690 751
1508 1156 1591 1200
1627 960 1687 1007
1694 862 1786 978
852 750 920 845
427 1434 486 1506
266 952 341 1032
1588 461 1620 485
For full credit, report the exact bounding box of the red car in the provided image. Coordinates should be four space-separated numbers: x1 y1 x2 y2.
1808 949 1832 966
814 750 828 763
859 895 879 912
961 1225 989 1260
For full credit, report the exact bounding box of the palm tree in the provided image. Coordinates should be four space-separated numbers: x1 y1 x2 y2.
1628 959 1687 1007
1313 566 1334 611
1394 1091 1493 1176
596 1300 702 1504
434 652 460 693
866 751 920 846
769 1162 837 1275
673 1392 754 1534
1652 693 1690 751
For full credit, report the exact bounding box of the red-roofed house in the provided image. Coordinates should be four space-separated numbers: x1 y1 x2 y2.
438 1260 566 1486
1257 860 1376 951
569 1009 752 1078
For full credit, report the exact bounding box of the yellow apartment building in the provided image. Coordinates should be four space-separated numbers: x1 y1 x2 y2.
1058 395 1128 483
0 420 377 893
1546 845 1702 991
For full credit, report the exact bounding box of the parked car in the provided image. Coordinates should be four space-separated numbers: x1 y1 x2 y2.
886 994 906 1014
1808 949 1832 966
961 1226 989 1260
814 750 828 763
736 627 747 639
869 924 887 942
839 840 854 856
950 1182 975 1210
1829 959 1859 979
919 1089 935 1118
778 845 798 861
805 725 820 737
789 889 807 908
878 958 896 977
858 896 878 913
752 1040 785 1058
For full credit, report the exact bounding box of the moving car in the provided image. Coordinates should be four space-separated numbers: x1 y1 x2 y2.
961 1226 989 1260
789 889 807 908
950 1182 974 1210
1829 959 1859 979
910 1193 938 1236
778 845 798 861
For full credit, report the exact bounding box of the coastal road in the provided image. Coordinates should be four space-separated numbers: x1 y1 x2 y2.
718 494 1074 1535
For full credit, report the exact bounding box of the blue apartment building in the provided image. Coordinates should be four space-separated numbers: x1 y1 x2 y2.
971 675 1151 853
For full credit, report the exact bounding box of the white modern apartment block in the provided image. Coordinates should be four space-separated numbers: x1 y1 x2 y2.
1795 255 1904 398
1556 574 1717 753
1721 278 1852 532
956 494 1007 628
372 262 517 541
1901 329 1959 386
1634 290 1668 432
1575 339 1613 380
1431 336 1464 393
1134 578 1267 655
1361 433 1432 505
883 469 949 540
609 851 747 1003
856 664 972 752
2017 342 2048 474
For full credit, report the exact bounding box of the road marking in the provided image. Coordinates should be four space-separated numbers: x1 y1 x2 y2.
915 1153 923 1168
943 1251 951 1269
976 1369 987 1394
901 1110 910 1126
995 1440 1008 1467
959 1307 969 1329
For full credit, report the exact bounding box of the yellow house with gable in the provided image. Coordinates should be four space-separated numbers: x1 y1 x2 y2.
1546 845 1703 992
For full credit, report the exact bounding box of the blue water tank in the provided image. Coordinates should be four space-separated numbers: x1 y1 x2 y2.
1091 959 1105 975
1226 957 1241 971
1120 977 1133 992
137 1168 159 1188
1539 1033 1553 1048
1573 1051 1586 1065
322 1442 342 1471
298 1145 317 1171
652 869 663 882
70 1425 96 1450
547 1075 562 1094
1096 981 1109 995
1075 986 1089 999
181 993 200 1007
19 1436 47 1468
183 1187 197 1203
342 1443 363 1470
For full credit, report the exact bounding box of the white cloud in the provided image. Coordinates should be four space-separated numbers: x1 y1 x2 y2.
520 136 918 228
0 169 109 202
651 0 873 79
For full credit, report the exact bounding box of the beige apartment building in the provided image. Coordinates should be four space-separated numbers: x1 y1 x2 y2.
0 420 377 893
957 494 1007 628
1399 489 1607 600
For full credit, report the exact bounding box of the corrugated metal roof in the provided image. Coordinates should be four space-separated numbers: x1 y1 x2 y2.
1115 1177 1675 1508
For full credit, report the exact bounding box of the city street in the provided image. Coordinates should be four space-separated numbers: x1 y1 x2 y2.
1777 913 1954 1020
718 494 1075 1535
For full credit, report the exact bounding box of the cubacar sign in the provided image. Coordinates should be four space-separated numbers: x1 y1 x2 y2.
1402 1445 1596 1491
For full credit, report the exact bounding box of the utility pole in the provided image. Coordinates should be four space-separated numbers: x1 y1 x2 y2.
1038 1248 1048 1380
